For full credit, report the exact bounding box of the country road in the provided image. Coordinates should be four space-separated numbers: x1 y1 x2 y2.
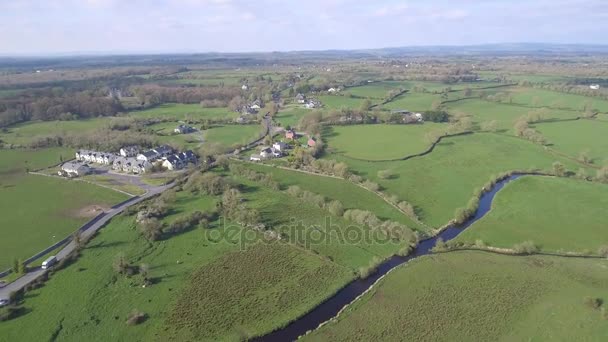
0 183 172 301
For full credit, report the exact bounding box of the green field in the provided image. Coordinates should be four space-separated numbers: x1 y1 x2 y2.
0 181 354 341
328 133 582 227
456 176 608 253
242 163 424 230
345 82 405 99
445 98 579 132
0 118 110 146
536 119 608 164
382 92 441 112
324 123 447 161
509 87 608 112
128 103 237 121
275 105 310 128
317 95 366 109
307 251 608 341
0 148 128 269
204 124 263 148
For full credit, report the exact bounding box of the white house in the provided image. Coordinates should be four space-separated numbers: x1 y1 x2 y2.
112 157 126 171
295 93 306 104
259 148 272 159
590 84 600 90
59 162 91 177
327 88 337 93
251 104 261 110
414 113 424 121
137 150 160 162
162 155 183 171
272 141 289 152
242 84 249 90
120 146 139 157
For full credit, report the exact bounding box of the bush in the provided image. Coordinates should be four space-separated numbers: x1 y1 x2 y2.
361 180 380 192
598 245 608 258
377 169 394 180
512 241 538 254
432 237 448 252
397 201 416 218
126 310 147 325
138 218 163 241
358 257 382 279
584 297 603 310
327 200 344 217
474 239 486 248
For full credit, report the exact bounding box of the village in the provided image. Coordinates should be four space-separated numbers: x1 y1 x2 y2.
58 145 197 178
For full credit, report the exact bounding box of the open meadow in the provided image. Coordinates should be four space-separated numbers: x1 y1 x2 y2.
535 119 608 164
128 103 238 121
324 123 447 161
0 118 111 147
456 176 608 253
306 251 608 341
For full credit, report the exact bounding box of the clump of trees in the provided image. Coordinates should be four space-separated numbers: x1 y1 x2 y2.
229 163 280 190
513 116 547 145
423 110 449 123
218 188 261 227
512 241 538 254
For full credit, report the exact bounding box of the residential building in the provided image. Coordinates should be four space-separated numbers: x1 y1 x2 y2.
174 124 196 134
295 93 306 104
162 155 183 171
272 141 289 152
120 146 139 157
153 145 174 158
308 137 317 147
242 84 249 90
285 129 297 140
137 150 160 162
59 162 91 177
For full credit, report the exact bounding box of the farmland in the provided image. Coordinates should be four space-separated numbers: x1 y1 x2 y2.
327 133 582 227
324 123 447 160
535 119 608 163
382 92 441 112
317 95 366 109
204 124 264 148
456 176 608 253
128 103 238 120
0 118 110 146
0 148 128 269
306 251 608 341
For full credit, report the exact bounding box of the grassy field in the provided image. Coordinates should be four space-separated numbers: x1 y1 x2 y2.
241 163 424 230
382 92 441 112
445 98 580 132
535 119 608 164
203 124 263 148
324 123 448 161
344 82 405 99
306 251 608 341
509 87 608 112
0 148 129 269
232 175 407 269
327 133 583 227
0 183 353 341
0 118 110 146
275 105 310 128
80 174 147 196
317 95 366 109
128 103 237 121
456 176 608 253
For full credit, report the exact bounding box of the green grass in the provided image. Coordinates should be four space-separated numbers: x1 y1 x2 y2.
0 174 128 269
81 175 147 196
344 82 405 99
445 98 580 133
382 92 441 112
0 185 353 341
535 119 608 164
128 103 237 121
0 148 74 173
241 163 424 230
306 251 608 342
317 95 366 109
456 176 608 253
204 124 263 148
324 123 448 161
233 175 407 269
275 105 310 128
327 133 583 227
0 119 110 146
509 87 608 112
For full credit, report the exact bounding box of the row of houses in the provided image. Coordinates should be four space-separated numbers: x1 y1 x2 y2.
75 150 117 165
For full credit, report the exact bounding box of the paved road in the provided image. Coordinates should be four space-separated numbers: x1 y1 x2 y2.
0 183 172 301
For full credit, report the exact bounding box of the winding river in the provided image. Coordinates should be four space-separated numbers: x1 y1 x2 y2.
256 174 524 341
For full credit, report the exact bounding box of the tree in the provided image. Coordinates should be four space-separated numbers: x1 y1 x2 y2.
597 166 608 182
327 200 344 217
463 87 473 97
359 99 372 112
480 120 498 132
514 117 529 137
377 169 394 180
552 161 566 177
578 150 592 164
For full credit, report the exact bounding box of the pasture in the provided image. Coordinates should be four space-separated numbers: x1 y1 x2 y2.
327 133 583 227
128 103 237 121
381 92 441 112
317 95 366 109
508 87 608 112
242 162 424 230
456 176 608 253
444 98 579 132
535 119 608 164
324 123 448 161
0 185 353 341
275 105 310 128
0 118 110 146
203 124 264 148
306 251 608 341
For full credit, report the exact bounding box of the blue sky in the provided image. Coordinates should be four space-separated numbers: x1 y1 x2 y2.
1 0 607 54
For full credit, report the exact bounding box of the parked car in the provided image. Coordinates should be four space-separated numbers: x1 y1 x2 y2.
0 299 9 307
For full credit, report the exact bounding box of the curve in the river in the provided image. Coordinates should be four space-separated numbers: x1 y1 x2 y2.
255 173 526 342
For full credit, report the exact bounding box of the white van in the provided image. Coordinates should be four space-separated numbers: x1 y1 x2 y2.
41 256 57 270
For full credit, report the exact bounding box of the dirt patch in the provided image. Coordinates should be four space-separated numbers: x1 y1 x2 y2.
72 204 111 219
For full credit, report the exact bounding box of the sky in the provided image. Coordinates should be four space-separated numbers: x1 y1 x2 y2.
1 0 607 55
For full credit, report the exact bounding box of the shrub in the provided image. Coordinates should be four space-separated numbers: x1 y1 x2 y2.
358 257 382 279
348 174 363 183
432 237 447 252
552 161 566 177
584 297 603 310
598 245 608 258
138 218 163 241
126 310 147 325
474 239 486 248
377 169 394 180
512 241 538 254
397 201 416 218
362 180 380 192
327 200 345 217
113 254 138 276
